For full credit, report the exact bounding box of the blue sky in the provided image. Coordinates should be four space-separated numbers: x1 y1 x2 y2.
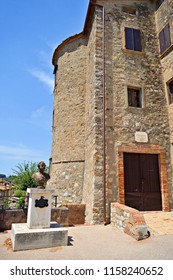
0 0 89 176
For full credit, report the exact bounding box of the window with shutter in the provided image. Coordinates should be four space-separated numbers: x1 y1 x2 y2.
167 80 173 104
125 27 142 52
159 24 171 54
156 0 165 10
128 88 142 108
122 6 136 15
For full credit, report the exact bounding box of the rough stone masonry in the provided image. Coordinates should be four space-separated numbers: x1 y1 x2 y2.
47 0 173 224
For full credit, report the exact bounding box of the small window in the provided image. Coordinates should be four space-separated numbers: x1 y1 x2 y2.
122 6 136 15
156 0 165 10
53 65 58 74
125 27 142 52
159 24 171 54
128 88 142 108
167 80 173 104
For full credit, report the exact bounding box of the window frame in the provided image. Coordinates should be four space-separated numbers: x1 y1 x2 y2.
125 27 142 52
167 79 173 105
156 0 165 10
122 6 136 15
159 23 171 54
127 87 143 108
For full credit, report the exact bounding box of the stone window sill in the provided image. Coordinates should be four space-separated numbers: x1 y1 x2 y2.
168 101 173 107
160 45 173 59
122 48 145 56
127 106 143 110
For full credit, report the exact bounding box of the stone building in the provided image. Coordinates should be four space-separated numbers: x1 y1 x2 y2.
48 0 173 224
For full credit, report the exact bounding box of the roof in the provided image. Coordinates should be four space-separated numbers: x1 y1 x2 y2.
0 185 12 191
83 0 97 35
52 32 84 66
52 0 97 65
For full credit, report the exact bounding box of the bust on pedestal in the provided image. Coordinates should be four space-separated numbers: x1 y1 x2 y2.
32 161 50 189
11 161 68 251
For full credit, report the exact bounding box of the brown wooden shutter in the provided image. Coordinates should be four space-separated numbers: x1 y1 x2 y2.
168 80 173 103
125 27 133 50
156 0 165 10
164 24 171 50
133 29 142 51
159 24 171 54
159 29 165 53
125 27 141 51
169 80 173 94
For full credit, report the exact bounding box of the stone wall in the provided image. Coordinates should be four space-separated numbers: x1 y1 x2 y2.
62 204 86 226
155 0 173 177
48 36 87 204
49 0 173 224
49 162 84 204
99 0 172 217
111 202 149 240
0 204 85 230
82 6 105 224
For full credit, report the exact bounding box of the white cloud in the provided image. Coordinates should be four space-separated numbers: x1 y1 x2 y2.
29 69 54 93
38 49 54 70
0 145 43 161
30 107 45 120
27 106 52 130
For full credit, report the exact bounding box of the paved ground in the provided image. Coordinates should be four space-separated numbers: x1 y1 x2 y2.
0 212 173 260
143 211 173 236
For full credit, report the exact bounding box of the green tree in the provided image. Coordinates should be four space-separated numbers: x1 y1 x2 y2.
16 197 25 209
6 175 16 183
11 161 38 191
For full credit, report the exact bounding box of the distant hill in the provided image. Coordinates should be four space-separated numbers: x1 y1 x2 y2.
0 174 6 179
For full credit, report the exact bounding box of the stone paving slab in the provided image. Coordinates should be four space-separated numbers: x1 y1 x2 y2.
1 223 173 259
143 211 173 236
1 212 173 259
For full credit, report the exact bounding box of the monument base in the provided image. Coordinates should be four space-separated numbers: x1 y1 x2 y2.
11 222 68 251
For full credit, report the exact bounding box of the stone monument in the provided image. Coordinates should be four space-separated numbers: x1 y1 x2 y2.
11 161 68 251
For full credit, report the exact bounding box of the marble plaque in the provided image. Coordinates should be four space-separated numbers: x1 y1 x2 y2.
135 132 148 143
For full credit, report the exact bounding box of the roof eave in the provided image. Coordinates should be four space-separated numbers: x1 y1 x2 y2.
52 32 83 65
52 0 96 66
83 0 97 35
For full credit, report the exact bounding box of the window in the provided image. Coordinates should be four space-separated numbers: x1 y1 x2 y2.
156 0 165 10
167 80 173 104
159 24 171 54
122 6 136 15
128 88 142 108
125 27 142 52
53 64 58 74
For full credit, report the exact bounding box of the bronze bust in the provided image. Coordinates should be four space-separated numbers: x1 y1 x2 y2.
32 161 50 189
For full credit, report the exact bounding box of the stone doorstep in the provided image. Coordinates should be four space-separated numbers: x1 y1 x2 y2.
11 222 68 251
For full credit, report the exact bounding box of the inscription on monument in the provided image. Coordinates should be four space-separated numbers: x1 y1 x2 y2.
35 196 49 208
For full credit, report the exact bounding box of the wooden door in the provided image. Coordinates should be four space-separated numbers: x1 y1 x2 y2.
123 153 162 211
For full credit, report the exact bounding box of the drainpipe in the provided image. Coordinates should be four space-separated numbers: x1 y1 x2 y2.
101 6 107 225
91 1 107 225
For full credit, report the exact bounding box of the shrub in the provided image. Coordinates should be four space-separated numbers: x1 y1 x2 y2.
16 197 25 209
11 161 38 191
14 189 26 198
